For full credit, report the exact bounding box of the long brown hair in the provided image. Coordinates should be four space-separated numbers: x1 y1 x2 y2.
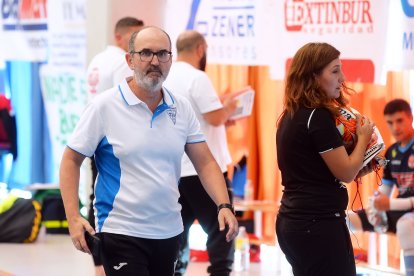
279 42 352 125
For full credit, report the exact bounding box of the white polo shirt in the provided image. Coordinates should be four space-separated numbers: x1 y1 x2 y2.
86 46 132 98
164 61 232 177
68 77 205 239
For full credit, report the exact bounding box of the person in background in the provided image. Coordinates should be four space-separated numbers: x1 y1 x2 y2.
164 30 237 276
276 42 374 276
87 17 144 99
85 16 144 276
60 26 238 276
348 99 414 276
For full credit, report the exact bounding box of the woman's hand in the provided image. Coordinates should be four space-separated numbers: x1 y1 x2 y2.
355 114 375 147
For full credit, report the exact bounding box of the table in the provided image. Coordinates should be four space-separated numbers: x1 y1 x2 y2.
233 199 279 240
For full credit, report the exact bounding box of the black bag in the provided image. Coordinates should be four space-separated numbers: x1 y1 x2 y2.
41 194 69 234
0 196 42 243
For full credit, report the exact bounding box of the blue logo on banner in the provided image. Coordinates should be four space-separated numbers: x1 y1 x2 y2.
1 0 48 31
186 0 201 30
185 0 255 38
401 0 414 17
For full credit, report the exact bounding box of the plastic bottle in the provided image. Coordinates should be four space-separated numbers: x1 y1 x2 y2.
244 179 254 202
369 193 388 233
234 226 250 271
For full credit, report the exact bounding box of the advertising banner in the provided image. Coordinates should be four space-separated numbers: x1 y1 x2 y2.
269 0 389 84
39 66 87 182
40 0 87 182
0 0 48 61
384 0 414 70
164 0 278 65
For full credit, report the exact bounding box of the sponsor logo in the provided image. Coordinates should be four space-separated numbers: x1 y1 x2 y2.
185 0 257 61
408 154 414 168
284 0 374 35
403 31 413 51
401 0 414 17
113 262 128 270
1 0 48 31
391 172 414 188
87 68 99 95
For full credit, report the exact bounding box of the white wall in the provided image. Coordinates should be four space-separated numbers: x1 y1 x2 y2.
86 0 167 65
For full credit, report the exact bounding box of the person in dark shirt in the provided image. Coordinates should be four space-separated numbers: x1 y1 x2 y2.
276 42 374 276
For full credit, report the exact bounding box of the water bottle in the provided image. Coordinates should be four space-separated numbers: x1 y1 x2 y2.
368 193 388 233
234 226 250 271
244 179 254 202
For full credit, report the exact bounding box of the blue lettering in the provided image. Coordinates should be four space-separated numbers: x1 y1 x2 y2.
219 15 226 36
1 0 19 20
211 15 218 36
237 15 245 37
208 14 255 37
246 15 254 36
401 0 414 17
402 32 413 50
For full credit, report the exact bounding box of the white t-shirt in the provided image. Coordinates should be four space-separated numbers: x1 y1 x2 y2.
164 61 232 177
86 45 132 98
68 78 205 239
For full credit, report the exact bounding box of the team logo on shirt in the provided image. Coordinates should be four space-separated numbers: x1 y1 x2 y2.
392 149 397 158
167 107 177 125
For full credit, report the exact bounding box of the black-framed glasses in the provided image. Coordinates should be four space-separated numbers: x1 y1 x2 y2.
130 49 172 63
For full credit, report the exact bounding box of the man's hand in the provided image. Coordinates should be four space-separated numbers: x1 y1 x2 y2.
218 208 239 242
366 201 379 227
373 191 390 211
68 216 95 254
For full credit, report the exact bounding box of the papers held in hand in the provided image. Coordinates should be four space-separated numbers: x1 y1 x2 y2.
229 87 255 120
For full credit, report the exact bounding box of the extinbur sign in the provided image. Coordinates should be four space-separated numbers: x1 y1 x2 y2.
284 0 373 35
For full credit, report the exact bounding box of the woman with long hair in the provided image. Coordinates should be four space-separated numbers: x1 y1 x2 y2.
276 42 374 276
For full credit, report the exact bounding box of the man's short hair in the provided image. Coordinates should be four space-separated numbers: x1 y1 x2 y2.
176 30 205 53
115 17 144 33
384 98 412 116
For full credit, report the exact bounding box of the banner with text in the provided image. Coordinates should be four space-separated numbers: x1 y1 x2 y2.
269 0 390 84
384 0 414 70
40 0 87 182
40 67 87 182
164 0 277 65
0 0 48 61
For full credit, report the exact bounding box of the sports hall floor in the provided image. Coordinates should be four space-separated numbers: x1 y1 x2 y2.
0 227 405 276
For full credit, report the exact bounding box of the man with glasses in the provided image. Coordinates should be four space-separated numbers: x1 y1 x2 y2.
60 26 239 276
86 16 144 276
164 30 237 276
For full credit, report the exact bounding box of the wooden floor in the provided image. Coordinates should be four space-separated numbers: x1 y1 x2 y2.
0 229 280 276
0 228 406 276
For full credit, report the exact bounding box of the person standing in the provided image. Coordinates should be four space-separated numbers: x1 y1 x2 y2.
87 17 144 98
276 42 374 276
348 99 414 276
60 26 238 276
85 16 144 276
164 30 237 276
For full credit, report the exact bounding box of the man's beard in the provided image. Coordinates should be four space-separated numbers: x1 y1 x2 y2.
199 53 207 72
134 66 167 92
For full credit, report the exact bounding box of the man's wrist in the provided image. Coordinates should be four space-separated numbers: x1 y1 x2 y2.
217 203 234 214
